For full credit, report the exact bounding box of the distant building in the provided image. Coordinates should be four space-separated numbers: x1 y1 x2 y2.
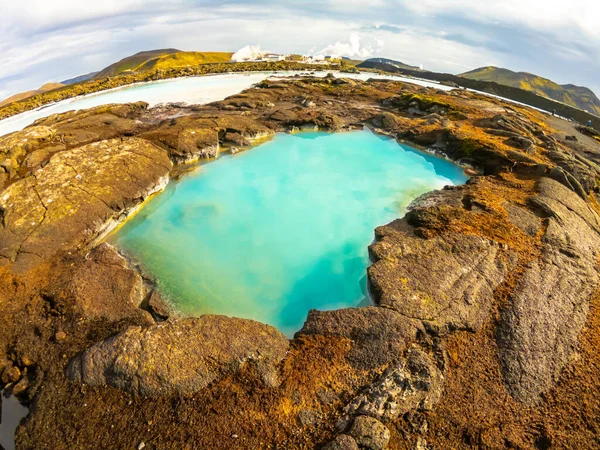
263 54 285 62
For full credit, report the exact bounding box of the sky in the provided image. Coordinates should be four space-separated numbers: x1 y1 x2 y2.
1 0 599 100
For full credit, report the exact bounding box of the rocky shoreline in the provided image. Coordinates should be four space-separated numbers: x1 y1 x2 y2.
1 74 600 449
0 61 338 122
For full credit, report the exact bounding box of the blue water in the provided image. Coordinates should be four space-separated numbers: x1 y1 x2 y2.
110 130 467 335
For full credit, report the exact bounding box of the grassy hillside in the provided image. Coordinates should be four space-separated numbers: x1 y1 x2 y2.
93 49 181 79
0 82 65 107
136 52 233 72
460 66 600 115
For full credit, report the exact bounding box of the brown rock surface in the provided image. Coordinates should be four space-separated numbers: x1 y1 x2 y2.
0 137 172 270
497 248 598 405
296 307 423 370
369 229 516 334
67 315 289 396
0 75 600 449
340 349 443 425
348 416 391 450
69 243 153 323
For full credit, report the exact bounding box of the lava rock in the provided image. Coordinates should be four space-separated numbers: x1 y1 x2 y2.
322 435 359 450
68 243 152 323
296 307 423 370
340 349 443 424
348 416 390 450
0 138 172 271
497 248 598 405
67 315 289 396
372 112 402 131
503 202 541 237
369 228 517 334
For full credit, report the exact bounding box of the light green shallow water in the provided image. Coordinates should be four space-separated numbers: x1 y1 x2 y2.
110 130 467 336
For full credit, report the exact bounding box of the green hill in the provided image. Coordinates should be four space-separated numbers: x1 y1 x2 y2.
460 66 600 115
93 49 181 79
136 52 233 72
93 49 233 79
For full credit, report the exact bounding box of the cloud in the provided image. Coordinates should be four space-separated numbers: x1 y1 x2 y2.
1 0 599 101
400 0 600 39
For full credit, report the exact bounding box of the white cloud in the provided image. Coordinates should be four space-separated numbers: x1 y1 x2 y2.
0 0 599 101
401 0 600 39
0 0 175 32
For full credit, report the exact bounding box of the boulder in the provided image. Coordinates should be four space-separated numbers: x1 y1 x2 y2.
322 435 359 450
348 416 390 450
67 316 289 396
69 243 152 323
296 307 423 370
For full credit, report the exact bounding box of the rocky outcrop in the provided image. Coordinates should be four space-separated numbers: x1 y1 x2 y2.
3 75 600 449
68 243 153 323
497 249 597 405
372 112 403 131
339 349 443 425
176 128 219 162
0 137 172 270
67 316 289 396
0 125 63 190
141 115 274 163
546 141 600 195
369 227 516 334
296 307 423 370
497 177 600 404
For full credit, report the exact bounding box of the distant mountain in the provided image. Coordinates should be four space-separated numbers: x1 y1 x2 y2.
0 82 66 107
460 66 600 115
359 58 420 71
93 49 181 79
61 72 99 85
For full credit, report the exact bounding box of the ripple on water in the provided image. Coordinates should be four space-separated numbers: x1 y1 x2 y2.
109 130 468 336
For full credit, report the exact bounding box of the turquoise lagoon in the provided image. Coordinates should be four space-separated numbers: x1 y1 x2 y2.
110 130 467 336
